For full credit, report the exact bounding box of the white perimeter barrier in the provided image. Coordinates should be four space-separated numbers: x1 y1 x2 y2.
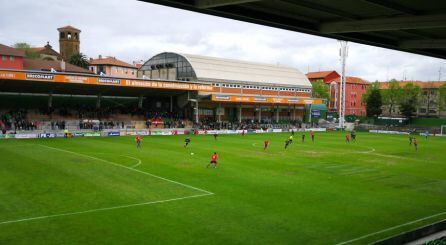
0 128 329 140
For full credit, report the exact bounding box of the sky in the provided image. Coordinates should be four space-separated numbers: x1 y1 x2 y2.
0 0 445 82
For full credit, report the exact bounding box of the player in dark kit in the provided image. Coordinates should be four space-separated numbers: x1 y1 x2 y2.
184 137 191 147
207 152 218 168
301 133 306 142
264 140 269 150
351 130 356 142
214 133 218 140
284 139 291 149
409 136 413 145
135 134 142 148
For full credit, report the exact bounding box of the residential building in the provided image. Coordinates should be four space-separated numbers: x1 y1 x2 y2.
0 44 25 70
379 81 446 118
306 71 369 116
89 56 137 78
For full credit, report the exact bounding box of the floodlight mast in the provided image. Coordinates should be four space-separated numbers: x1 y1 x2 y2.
339 40 348 129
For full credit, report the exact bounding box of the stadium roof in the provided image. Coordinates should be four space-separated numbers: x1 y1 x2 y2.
141 52 312 87
140 0 446 59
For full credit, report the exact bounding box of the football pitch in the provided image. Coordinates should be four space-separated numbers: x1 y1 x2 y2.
0 132 445 244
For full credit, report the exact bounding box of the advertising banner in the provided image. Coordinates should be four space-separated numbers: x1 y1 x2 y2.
73 132 85 137
15 133 38 139
108 132 120 136
84 132 101 137
0 134 16 139
39 133 56 138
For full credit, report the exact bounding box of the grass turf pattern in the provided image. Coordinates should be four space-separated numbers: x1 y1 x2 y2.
0 132 445 244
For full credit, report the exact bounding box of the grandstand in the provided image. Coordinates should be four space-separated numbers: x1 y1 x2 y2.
0 52 325 135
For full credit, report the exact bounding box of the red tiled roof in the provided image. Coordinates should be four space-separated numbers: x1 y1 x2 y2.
306 71 336 79
23 59 93 74
0 44 25 57
89 57 136 68
57 25 81 32
379 81 445 89
29 43 61 58
330 76 370 84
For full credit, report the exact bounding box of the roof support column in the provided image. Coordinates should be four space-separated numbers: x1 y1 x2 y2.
138 95 144 109
275 105 279 123
293 104 296 121
48 93 53 108
96 94 101 109
258 105 262 123
195 100 199 124
218 103 222 123
170 96 173 112
238 104 242 123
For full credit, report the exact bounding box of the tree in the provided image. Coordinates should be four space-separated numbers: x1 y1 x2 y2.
439 83 446 111
13 42 40 59
68 52 89 69
311 80 330 102
399 83 421 119
381 79 402 116
364 82 382 117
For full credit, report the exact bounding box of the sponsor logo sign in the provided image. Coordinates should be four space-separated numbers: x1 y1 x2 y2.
39 133 56 138
254 97 267 102
84 132 101 137
98 78 121 85
26 73 54 81
215 95 230 100
74 132 84 137
108 132 120 136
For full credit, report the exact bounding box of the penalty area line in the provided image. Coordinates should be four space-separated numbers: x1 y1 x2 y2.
335 211 446 245
0 193 213 226
38 144 214 195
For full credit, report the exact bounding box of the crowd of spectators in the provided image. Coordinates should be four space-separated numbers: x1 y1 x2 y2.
1 110 40 132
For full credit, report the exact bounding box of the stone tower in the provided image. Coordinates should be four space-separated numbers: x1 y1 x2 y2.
57 25 81 61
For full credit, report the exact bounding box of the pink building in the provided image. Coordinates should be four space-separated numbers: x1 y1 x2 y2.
89 55 137 78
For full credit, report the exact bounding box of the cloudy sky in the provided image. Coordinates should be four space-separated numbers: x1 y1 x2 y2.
1 0 445 82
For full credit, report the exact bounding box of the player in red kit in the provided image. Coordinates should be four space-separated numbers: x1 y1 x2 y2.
310 130 315 142
207 152 218 168
264 140 269 150
135 134 141 148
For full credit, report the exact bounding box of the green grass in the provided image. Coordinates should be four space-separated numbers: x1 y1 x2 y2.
0 132 445 244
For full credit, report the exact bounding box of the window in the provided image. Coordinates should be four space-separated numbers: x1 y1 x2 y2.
9 56 14 61
2 55 6 61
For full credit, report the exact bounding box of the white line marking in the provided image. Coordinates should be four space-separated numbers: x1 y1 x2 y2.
123 155 142 168
340 168 377 176
0 193 212 225
38 144 213 195
335 211 446 245
252 143 257 147
356 147 376 154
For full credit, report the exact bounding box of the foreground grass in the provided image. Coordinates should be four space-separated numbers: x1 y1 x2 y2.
0 132 445 244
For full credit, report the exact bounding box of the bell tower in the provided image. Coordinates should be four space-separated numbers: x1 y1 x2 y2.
57 25 81 61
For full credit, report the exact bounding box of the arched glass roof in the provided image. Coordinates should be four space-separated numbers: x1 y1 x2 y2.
139 52 312 87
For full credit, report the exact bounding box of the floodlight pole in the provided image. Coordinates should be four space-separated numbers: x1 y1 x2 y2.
339 40 348 129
